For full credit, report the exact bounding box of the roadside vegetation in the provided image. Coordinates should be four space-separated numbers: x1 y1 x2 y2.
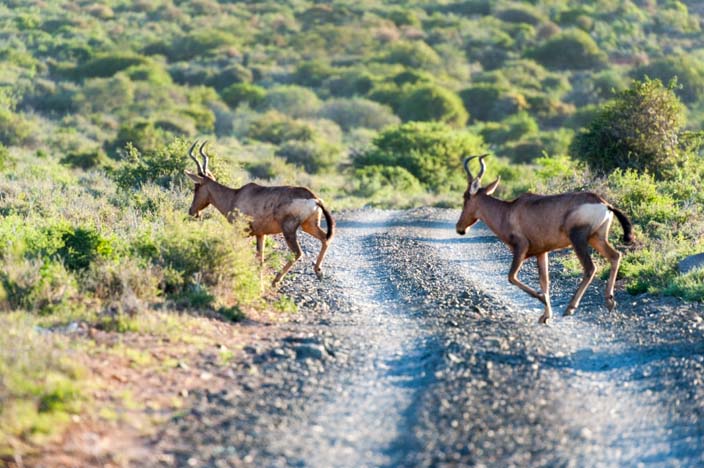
1 0 704 459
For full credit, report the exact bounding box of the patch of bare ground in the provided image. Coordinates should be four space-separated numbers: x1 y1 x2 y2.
10 308 290 468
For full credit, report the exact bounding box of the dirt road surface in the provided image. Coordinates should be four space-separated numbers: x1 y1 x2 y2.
149 208 704 467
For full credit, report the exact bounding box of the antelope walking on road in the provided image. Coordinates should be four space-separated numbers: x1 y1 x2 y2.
455 155 633 324
185 141 335 285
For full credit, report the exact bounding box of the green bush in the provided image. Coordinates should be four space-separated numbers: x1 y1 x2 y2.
221 83 266 109
71 53 148 79
631 55 704 104
60 149 111 170
380 41 442 70
355 122 486 192
57 226 114 272
529 29 607 70
111 139 207 191
397 84 468 127
0 143 14 171
109 119 172 156
0 108 32 146
324 69 375 97
247 111 316 145
459 85 527 122
275 139 342 174
318 98 399 131
570 79 686 178
481 112 539 145
144 30 239 61
497 5 546 25
292 61 334 88
260 85 321 118
351 165 423 198
205 64 253 91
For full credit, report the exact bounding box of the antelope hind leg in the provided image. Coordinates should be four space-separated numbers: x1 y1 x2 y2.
537 252 552 324
272 225 303 286
301 218 329 279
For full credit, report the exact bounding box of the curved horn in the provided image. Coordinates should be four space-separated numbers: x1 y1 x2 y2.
189 140 203 175
199 140 210 175
477 153 490 180
463 156 477 181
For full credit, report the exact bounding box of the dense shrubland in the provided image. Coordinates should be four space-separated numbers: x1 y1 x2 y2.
2 0 704 452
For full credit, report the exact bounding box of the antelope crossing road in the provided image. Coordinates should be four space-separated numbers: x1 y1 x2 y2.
151 208 704 467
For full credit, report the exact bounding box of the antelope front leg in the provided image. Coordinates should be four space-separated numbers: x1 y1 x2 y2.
507 244 545 304
256 235 265 287
536 252 552 324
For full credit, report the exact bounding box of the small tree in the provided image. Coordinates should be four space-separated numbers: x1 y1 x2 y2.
355 122 485 192
398 84 468 127
570 78 686 178
529 29 607 70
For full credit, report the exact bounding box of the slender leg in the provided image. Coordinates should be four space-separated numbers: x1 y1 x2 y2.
301 217 329 279
565 227 596 316
508 242 545 303
272 224 302 286
536 252 552 324
256 235 265 286
589 236 621 311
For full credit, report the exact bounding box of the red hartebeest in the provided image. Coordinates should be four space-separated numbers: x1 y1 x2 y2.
185 141 335 285
456 155 633 323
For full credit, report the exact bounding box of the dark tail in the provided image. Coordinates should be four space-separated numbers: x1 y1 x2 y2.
608 205 634 244
317 201 335 240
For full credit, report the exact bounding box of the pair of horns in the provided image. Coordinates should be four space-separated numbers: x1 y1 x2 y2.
189 140 210 176
463 153 490 181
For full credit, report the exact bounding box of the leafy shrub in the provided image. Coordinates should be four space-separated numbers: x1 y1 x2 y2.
355 122 486 192
247 112 316 145
111 139 208 191
397 84 468 127
0 108 32 146
71 53 148 79
480 112 539 145
57 226 114 272
570 79 686 178
60 149 111 170
73 75 135 115
497 5 546 25
260 85 321 118
205 64 253 91
292 61 334 88
0 143 14 171
221 83 266 109
144 30 239 61
324 69 375 97
318 98 399 131
631 55 704 104
0 260 78 314
109 119 172 156
528 30 607 70
459 85 527 122
380 41 442 70
352 165 423 198
275 139 342 174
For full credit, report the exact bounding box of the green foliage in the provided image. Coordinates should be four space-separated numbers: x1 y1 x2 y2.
318 98 399 131
110 119 173 156
292 61 335 88
60 148 111 170
0 107 32 146
497 5 546 25
397 85 468 127
260 85 321 118
275 139 342 174
459 85 527 122
144 30 239 62
570 78 686 178
0 143 14 171
57 226 114 272
356 122 486 192
481 112 539 145
221 83 266 109
351 165 423 198
529 29 607 70
111 139 200 191
631 55 704 104
247 111 316 145
71 53 149 79
380 41 442 70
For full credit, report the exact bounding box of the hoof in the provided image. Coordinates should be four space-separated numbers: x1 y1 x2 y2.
538 314 551 324
563 307 576 317
606 296 616 311
315 269 323 280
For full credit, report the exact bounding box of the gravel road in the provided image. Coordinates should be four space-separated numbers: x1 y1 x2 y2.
148 208 704 467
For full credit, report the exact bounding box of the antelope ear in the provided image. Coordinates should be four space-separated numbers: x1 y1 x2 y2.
184 170 204 184
484 177 501 195
469 178 481 195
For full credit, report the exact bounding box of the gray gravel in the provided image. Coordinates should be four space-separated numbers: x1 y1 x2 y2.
147 208 704 467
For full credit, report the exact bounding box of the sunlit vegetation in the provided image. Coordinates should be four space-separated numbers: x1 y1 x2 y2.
2 0 704 455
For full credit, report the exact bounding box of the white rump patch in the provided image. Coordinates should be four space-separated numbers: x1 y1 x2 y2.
289 198 319 220
571 203 610 230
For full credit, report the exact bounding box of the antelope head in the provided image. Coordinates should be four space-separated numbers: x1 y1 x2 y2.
184 140 216 218
455 154 500 235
